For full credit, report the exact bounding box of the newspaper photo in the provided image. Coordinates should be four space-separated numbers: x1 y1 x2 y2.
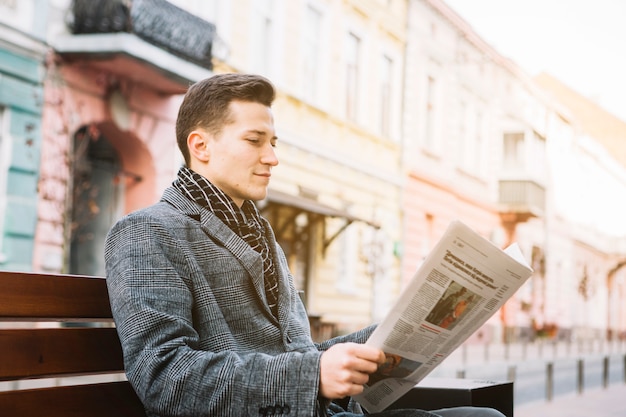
354 220 533 412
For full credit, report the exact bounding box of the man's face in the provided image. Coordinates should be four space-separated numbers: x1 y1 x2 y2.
198 100 278 207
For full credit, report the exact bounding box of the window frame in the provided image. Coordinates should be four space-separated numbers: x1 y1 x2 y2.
344 30 361 123
379 54 393 138
300 2 323 103
0 108 10 262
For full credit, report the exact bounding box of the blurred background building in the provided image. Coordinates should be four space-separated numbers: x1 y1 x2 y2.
1 0 625 344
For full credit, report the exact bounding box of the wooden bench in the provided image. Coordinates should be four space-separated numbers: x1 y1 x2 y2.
0 270 145 417
0 270 513 417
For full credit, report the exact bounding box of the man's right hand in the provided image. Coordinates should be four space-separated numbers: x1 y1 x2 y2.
319 342 386 399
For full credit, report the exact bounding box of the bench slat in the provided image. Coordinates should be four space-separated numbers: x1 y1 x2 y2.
0 271 112 320
0 327 124 380
0 381 146 417
0 270 147 416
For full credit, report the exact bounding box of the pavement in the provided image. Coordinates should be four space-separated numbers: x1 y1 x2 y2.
514 383 626 417
431 340 626 417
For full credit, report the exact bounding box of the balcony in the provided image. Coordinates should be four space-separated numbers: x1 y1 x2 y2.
498 179 545 222
53 0 216 94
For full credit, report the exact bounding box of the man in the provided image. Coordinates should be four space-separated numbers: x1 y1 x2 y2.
105 73 505 417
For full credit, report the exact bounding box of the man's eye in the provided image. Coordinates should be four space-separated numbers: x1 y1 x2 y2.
247 138 260 143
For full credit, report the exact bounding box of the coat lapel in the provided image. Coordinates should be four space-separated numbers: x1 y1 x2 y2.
161 187 276 321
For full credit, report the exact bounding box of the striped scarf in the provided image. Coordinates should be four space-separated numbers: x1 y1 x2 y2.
173 166 279 318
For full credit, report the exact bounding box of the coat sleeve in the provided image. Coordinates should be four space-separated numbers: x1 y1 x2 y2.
105 212 323 417
315 324 377 352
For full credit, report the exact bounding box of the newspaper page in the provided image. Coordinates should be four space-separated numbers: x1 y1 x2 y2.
354 220 533 412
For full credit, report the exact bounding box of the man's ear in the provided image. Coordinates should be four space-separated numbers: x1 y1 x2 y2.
187 130 210 163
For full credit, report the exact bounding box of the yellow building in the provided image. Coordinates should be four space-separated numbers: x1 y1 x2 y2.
30 0 626 343
202 0 409 335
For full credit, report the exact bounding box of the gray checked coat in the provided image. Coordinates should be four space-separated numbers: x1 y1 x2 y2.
105 186 375 417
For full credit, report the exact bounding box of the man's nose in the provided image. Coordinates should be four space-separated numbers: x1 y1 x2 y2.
262 144 279 166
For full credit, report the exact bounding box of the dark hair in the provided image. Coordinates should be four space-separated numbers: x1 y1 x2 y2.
175 73 276 165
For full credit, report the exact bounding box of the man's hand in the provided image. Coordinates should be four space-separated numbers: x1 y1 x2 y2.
319 342 386 399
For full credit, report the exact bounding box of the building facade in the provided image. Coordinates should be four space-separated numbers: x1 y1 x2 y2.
537 74 626 341
403 0 626 342
201 0 408 333
34 0 213 278
1 0 625 342
402 0 551 342
29 0 407 337
0 0 48 271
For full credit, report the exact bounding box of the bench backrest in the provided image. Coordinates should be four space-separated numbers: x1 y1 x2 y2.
0 270 145 417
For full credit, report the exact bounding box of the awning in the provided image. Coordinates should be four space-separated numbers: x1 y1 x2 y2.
261 190 379 228
258 190 380 252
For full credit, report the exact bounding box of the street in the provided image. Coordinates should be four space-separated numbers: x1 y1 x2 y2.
429 342 626 405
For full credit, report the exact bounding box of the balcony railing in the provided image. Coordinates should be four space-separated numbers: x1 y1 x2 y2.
68 0 215 69
498 179 545 218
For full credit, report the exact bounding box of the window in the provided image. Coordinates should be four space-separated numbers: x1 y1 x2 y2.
420 213 434 262
502 132 525 170
424 75 437 149
457 100 468 166
345 31 360 122
531 131 547 176
302 3 322 103
422 213 435 259
0 108 8 261
474 111 484 172
459 103 486 174
379 54 393 137
251 0 275 76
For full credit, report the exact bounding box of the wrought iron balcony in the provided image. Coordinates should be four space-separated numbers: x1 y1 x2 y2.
55 0 216 93
498 179 545 220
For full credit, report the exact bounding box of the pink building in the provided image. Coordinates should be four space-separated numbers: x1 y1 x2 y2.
34 0 214 276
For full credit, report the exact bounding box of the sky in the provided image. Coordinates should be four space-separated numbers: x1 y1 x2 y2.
444 0 626 123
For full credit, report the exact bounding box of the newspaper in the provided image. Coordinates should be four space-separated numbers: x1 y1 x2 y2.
354 220 533 412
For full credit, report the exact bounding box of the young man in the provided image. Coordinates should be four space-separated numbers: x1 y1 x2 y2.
105 73 505 417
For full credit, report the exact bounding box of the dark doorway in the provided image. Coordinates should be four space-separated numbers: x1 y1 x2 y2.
69 125 123 276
